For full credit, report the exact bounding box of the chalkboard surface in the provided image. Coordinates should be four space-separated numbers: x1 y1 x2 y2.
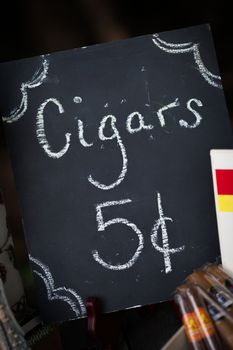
1 24 232 323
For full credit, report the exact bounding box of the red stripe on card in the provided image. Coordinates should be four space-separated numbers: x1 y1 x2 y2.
216 170 233 195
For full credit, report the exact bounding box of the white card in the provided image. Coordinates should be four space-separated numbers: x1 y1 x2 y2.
210 149 233 274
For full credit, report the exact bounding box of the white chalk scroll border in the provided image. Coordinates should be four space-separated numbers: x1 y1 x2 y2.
2 55 50 124
152 34 222 89
29 254 86 319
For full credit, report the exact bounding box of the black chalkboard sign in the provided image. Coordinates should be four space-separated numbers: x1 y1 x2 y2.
1 24 232 323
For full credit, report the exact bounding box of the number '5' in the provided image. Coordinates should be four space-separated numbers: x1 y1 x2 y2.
92 199 144 270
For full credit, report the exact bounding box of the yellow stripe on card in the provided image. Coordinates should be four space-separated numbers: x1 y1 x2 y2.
218 195 233 212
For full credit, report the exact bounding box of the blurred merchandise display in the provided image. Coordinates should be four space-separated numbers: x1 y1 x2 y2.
175 264 233 349
0 278 29 349
0 190 35 325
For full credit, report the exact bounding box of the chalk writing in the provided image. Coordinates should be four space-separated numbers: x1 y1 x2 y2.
152 34 222 89
73 96 82 104
179 98 203 128
92 199 144 270
2 56 49 124
126 111 154 134
36 98 71 159
29 255 86 317
93 193 185 272
77 119 93 147
34 95 203 163
157 98 180 127
88 115 128 190
151 193 185 273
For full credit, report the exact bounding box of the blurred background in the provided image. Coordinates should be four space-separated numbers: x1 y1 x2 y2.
0 1 233 349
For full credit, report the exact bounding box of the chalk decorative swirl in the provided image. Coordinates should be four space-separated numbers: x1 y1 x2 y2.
2 55 49 124
29 254 86 318
152 34 222 89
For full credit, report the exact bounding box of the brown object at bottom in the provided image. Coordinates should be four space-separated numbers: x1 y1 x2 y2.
216 318 233 350
175 292 206 350
186 286 221 350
